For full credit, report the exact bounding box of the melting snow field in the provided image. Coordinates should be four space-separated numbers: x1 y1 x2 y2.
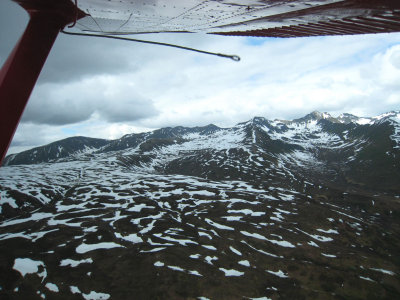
0 135 399 299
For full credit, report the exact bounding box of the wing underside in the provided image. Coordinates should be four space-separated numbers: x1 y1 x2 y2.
75 0 400 37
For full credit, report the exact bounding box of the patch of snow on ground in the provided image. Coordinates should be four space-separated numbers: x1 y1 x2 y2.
321 253 336 258
288 151 315 167
45 283 59 292
70 286 81 294
115 232 143 243
279 193 295 201
153 233 197 246
13 258 46 280
205 256 218 265
241 240 281 258
308 241 319 247
298 229 333 242
227 209 265 216
370 268 395 275
60 258 93 267
356 118 373 125
82 291 111 300
388 113 400 148
267 270 288 278
241 231 267 240
359 276 375 282
202 245 217 250
222 216 243 221
127 203 153 212
140 247 166 253
0 191 17 212
267 239 296 248
198 231 213 239
317 228 339 234
219 268 244 277
238 260 250 267
230 246 242 256
76 242 124 254
1 212 54 227
189 270 202 276
154 261 164 267
168 265 185 272
0 229 58 242
271 212 284 222
205 218 234 230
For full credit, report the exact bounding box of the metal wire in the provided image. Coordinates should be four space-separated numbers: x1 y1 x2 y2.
61 30 241 61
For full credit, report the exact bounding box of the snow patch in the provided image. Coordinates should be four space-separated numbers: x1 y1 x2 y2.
45 283 59 292
115 232 143 243
267 270 288 278
154 261 164 267
60 258 93 267
219 268 244 277
230 246 242 256
238 260 250 267
76 242 124 254
82 291 111 300
13 258 46 281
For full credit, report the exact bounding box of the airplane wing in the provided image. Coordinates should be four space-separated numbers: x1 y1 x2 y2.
74 0 400 37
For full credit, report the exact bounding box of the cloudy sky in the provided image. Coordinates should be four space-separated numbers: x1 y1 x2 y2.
1 1 400 154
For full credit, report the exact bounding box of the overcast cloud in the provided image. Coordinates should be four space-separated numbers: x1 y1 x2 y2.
1 0 400 154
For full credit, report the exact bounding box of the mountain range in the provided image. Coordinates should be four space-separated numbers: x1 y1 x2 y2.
4 110 400 192
0 111 399 299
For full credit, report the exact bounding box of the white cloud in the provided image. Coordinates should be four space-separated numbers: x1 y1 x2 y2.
21 75 158 125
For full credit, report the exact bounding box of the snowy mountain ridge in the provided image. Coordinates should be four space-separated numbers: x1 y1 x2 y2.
3 110 400 166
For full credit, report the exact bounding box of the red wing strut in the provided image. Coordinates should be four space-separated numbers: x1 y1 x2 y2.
0 0 85 163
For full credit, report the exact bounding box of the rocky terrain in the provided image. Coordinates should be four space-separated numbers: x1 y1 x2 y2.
0 111 399 299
